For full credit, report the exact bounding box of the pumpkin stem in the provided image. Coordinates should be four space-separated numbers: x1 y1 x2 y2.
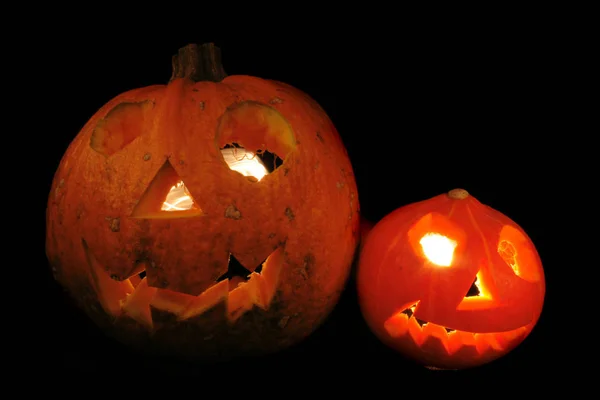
171 43 228 83
448 188 469 200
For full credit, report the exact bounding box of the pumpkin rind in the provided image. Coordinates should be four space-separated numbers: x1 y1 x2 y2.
46 44 360 360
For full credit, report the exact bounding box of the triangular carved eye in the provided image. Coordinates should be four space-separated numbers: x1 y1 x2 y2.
456 268 495 311
131 160 202 218
90 101 153 157
464 274 486 298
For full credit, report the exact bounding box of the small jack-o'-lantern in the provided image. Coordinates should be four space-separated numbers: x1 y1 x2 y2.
46 43 359 359
357 189 544 369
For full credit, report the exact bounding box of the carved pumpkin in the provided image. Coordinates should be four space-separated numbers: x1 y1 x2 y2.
356 188 544 369
46 43 359 359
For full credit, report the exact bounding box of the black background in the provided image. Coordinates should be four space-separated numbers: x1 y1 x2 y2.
33 32 563 388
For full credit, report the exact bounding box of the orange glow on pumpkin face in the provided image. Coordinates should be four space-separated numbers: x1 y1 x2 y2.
356 189 545 370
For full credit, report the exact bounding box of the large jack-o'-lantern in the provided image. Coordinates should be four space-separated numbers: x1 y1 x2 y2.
46 43 359 359
357 189 544 369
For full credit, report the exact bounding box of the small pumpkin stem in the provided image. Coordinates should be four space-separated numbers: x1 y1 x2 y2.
448 188 469 200
171 43 228 83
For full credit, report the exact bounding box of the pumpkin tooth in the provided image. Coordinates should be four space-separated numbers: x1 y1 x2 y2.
149 287 194 317
474 333 492 354
494 328 521 351
475 332 502 354
227 275 262 321
384 312 409 338
257 247 284 306
128 274 142 288
421 323 450 354
120 277 157 329
82 239 134 317
494 326 530 351
407 315 425 346
447 330 477 356
123 262 147 283
178 280 228 321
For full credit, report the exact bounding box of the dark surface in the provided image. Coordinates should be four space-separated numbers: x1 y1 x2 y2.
30 35 564 387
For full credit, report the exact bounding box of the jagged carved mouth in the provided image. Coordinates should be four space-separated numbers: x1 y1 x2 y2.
383 299 530 360
83 239 283 330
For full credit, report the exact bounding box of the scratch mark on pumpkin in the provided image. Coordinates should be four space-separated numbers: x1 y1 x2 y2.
285 207 295 221
298 253 315 280
106 217 120 232
225 204 242 220
316 131 324 143
278 315 290 328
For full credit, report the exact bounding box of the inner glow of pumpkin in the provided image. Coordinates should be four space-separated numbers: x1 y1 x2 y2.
221 147 268 181
161 181 195 211
473 271 489 298
420 233 457 267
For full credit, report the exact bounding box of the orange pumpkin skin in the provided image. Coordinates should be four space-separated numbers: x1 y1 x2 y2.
357 189 544 370
46 45 359 360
